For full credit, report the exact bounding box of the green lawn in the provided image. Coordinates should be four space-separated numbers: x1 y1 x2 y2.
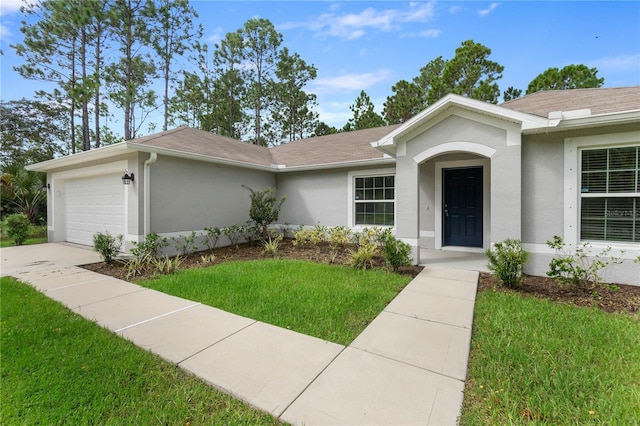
137 259 412 345
0 236 47 247
0 276 283 425
460 288 640 424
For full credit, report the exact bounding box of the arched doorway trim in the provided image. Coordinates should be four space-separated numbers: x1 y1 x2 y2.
413 141 496 164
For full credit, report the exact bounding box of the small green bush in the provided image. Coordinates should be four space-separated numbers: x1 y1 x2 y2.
92 231 123 264
380 230 413 272
262 234 283 257
485 239 529 288
131 232 169 260
242 186 286 241
153 255 182 275
223 225 242 247
329 226 352 250
546 235 621 292
349 244 376 270
292 226 312 246
3 213 30 246
172 231 198 256
204 227 222 251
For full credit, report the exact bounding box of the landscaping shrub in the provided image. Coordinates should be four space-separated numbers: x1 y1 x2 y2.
172 231 198 256
292 224 328 247
3 213 30 246
352 227 384 248
131 232 169 260
204 227 222 251
485 238 528 288
153 255 182 275
241 222 260 244
262 234 283 257
292 225 312 247
380 230 413 272
349 243 376 270
329 226 352 250
92 231 123 264
223 225 242 247
242 186 286 241
546 235 621 292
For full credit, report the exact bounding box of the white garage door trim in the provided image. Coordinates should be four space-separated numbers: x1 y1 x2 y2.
64 173 127 246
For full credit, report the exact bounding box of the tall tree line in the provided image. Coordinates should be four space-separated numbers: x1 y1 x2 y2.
170 18 320 146
13 0 201 150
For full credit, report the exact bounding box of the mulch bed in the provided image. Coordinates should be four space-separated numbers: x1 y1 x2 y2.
82 238 640 316
478 272 640 316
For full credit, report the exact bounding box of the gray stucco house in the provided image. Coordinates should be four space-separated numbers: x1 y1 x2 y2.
27 87 640 285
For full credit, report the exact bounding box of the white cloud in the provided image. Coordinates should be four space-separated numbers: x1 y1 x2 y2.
478 3 500 17
403 28 442 38
0 0 22 16
310 70 392 94
590 53 640 73
449 5 463 14
0 24 10 39
281 1 436 40
315 101 352 127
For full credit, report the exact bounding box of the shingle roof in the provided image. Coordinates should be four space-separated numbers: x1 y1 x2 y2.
131 127 273 167
500 86 640 117
128 87 638 171
129 125 400 169
270 125 399 168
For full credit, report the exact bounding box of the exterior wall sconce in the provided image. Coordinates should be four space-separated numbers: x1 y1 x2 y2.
122 172 134 185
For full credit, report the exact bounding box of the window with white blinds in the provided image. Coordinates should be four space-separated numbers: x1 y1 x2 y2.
580 146 639 242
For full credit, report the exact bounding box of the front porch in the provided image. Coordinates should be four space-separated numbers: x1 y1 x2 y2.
420 248 489 273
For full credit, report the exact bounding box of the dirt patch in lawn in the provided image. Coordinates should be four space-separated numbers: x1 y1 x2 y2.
82 239 640 316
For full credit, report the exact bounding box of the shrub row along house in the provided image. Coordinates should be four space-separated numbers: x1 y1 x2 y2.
27 87 640 285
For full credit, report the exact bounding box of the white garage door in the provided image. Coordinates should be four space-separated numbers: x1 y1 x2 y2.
65 173 126 246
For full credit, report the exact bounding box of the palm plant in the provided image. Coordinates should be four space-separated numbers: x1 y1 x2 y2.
1 163 47 224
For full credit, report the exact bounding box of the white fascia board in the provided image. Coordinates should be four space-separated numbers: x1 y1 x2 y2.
25 142 135 172
276 157 396 173
523 110 640 135
372 94 547 149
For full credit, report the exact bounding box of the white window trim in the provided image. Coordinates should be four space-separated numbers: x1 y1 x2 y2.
564 131 640 254
347 168 396 230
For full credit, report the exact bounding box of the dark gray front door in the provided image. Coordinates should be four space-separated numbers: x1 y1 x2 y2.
443 167 483 247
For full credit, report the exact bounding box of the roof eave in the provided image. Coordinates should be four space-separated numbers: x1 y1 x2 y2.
276 156 396 172
129 143 276 172
25 142 135 172
522 110 640 135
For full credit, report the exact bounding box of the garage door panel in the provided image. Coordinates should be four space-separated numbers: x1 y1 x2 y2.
64 173 126 246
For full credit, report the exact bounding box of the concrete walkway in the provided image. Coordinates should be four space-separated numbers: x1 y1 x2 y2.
1 243 478 425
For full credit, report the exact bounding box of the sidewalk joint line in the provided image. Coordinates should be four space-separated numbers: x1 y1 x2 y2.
44 276 112 291
177 320 258 364
277 344 348 419
349 346 467 383
383 310 473 330
115 303 201 333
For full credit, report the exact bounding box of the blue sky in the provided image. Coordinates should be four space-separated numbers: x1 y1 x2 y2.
1 1 639 132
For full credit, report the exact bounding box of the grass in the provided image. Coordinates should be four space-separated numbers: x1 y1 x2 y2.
460 288 640 425
0 223 47 247
137 259 412 345
0 276 282 425
0 236 47 247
